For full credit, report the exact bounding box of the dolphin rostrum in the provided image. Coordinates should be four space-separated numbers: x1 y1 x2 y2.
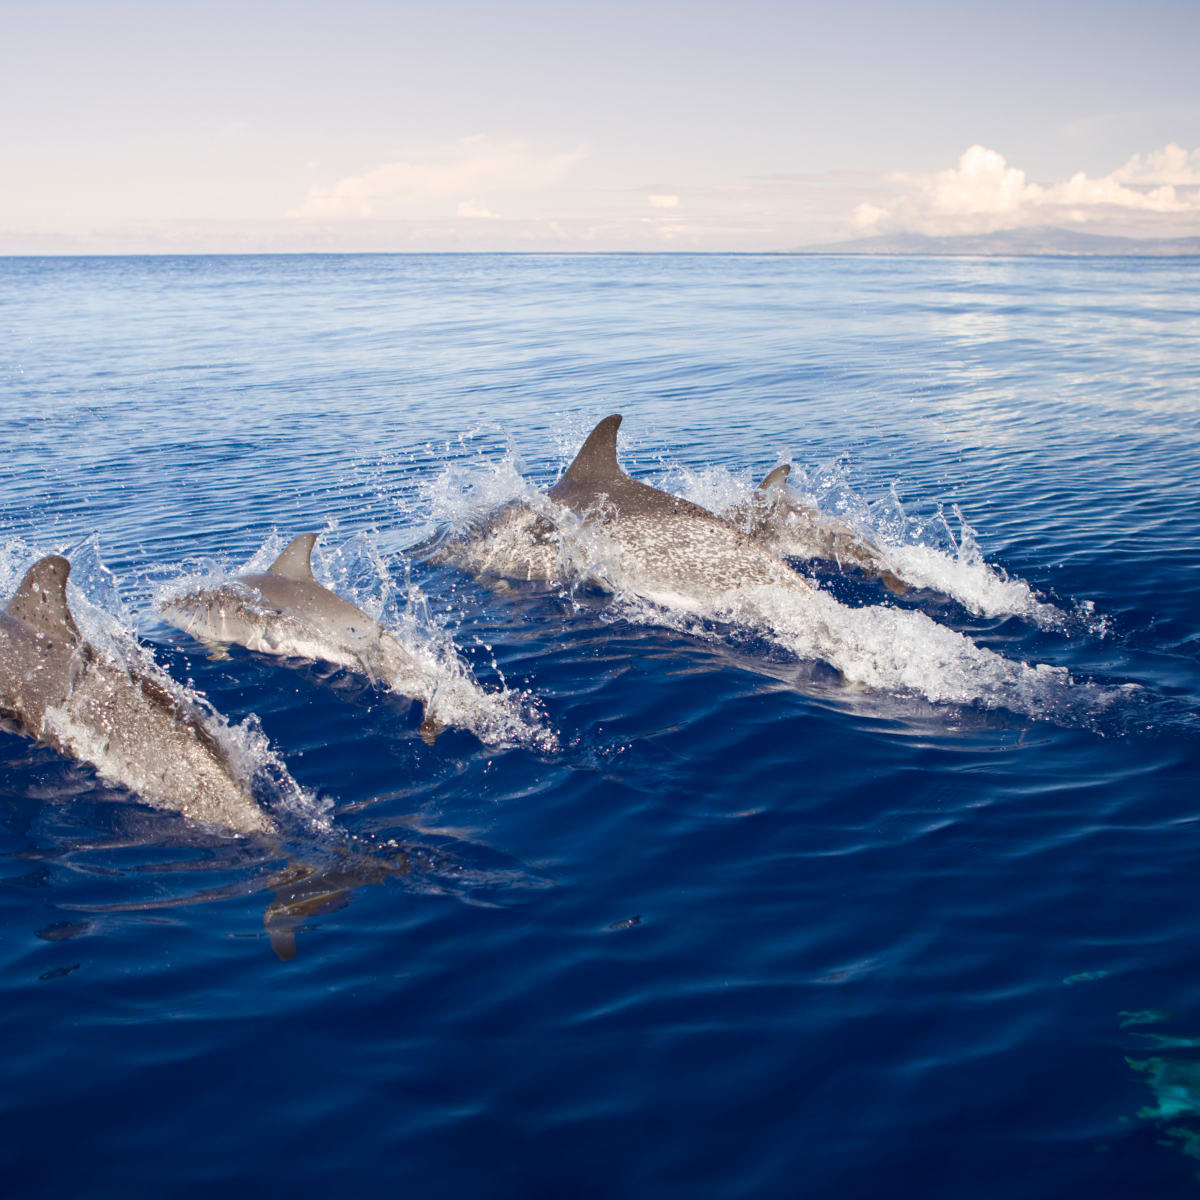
730 463 909 594
0 555 275 834
160 533 439 729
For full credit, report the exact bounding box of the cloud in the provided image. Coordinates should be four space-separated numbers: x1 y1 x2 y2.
853 202 887 231
859 143 1200 236
457 200 501 219
1112 142 1200 186
287 136 584 220
648 194 680 208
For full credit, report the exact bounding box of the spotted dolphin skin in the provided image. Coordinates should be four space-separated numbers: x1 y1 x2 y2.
542 414 812 608
414 414 813 602
0 555 274 834
161 533 436 722
415 416 899 598
731 462 909 595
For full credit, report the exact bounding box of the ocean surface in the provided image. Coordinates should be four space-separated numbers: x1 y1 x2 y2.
1 252 1199 1197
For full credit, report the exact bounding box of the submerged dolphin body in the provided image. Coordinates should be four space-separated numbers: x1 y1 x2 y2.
161 533 438 728
0 555 274 834
730 463 908 595
263 850 401 962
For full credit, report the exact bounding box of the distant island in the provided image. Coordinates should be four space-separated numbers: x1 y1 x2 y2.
796 226 1200 257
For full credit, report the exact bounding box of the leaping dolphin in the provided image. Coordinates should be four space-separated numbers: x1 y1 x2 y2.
0 555 275 834
160 533 440 733
412 416 812 604
413 420 904 597
730 463 909 595
412 500 567 583
542 414 812 607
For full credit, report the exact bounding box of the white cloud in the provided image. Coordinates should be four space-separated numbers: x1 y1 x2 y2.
287 136 584 220
457 199 501 219
1112 142 1200 186
861 143 1200 236
648 194 680 208
853 202 887 230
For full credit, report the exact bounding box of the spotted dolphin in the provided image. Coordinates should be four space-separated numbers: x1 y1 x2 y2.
414 415 813 603
731 463 908 594
0 555 275 834
412 499 567 583
414 419 902 598
160 533 439 732
538 414 814 607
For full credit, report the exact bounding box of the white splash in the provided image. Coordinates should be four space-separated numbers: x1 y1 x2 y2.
614 578 1076 719
156 529 558 753
2 536 328 833
415 451 1102 722
664 462 1096 632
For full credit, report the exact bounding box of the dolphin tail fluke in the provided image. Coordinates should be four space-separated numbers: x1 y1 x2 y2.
6 555 80 640
757 464 791 491
556 414 624 487
268 533 318 581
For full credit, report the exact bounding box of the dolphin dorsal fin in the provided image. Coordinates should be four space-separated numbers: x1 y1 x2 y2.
6 555 80 639
758 464 791 491
268 533 317 581
558 414 625 486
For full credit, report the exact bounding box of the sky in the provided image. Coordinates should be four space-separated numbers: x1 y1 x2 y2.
3 0 1200 253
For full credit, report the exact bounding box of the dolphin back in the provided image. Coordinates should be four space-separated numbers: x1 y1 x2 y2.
553 414 624 489
548 414 716 524
6 555 79 641
269 533 318 582
757 464 792 491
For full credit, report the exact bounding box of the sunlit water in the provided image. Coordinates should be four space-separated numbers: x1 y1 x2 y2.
2 253 1199 1197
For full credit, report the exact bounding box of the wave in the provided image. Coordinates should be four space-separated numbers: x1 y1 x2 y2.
415 448 1131 727
662 461 1103 634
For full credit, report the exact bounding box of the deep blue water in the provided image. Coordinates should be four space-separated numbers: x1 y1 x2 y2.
2 253 1199 1197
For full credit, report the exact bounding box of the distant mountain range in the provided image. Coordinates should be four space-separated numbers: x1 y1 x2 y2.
795 227 1200 257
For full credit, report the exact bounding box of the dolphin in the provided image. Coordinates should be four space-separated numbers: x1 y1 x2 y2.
730 463 909 595
539 414 813 607
413 420 903 598
160 533 440 735
263 850 402 961
413 415 812 604
412 499 567 583
0 555 275 834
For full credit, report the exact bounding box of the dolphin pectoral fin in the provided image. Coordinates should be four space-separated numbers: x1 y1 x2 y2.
268 927 298 961
474 575 513 593
264 872 354 961
881 571 909 596
6 555 80 641
268 533 318 582
757 463 792 491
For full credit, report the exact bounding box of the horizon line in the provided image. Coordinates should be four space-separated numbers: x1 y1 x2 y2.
4 247 1200 261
